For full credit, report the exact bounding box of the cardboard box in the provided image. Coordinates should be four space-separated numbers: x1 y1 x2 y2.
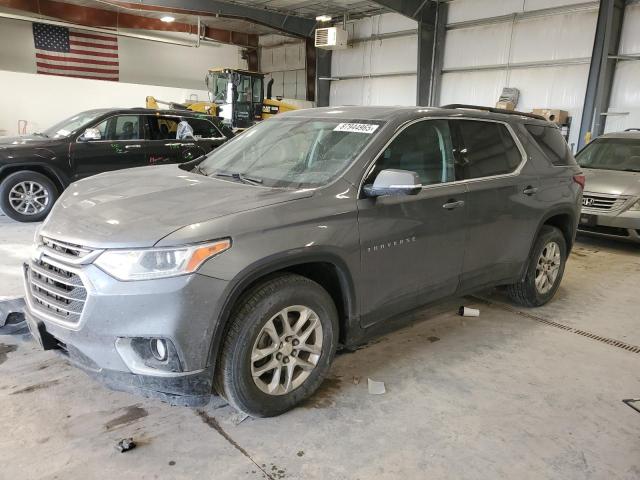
496 101 515 111
533 109 568 125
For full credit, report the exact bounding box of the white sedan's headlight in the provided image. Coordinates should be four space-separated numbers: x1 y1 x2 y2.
95 239 231 281
630 199 640 211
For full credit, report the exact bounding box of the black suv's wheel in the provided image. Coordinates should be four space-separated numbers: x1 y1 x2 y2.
215 274 338 417
0 171 58 222
507 225 567 307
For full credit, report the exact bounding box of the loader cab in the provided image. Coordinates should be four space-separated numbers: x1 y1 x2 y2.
205 68 264 129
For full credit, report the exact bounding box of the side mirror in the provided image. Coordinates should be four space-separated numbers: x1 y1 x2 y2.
363 169 422 198
79 128 101 142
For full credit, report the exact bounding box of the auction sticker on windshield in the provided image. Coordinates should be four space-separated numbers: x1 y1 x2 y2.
334 123 379 134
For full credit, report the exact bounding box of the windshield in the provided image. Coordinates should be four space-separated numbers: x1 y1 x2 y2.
207 73 229 104
42 110 106 139
198 118 384 188
576 137 640 172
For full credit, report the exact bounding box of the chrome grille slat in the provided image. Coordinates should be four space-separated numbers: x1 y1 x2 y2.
30 289 83 315
30 276 86 302
30 262 83 288
582 193 629 211
41 236 94 261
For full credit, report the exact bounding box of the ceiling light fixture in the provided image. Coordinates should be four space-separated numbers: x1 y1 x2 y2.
160 15 175 23
315 15 332 22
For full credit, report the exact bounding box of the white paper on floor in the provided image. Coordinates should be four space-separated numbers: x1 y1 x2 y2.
367 378 386 395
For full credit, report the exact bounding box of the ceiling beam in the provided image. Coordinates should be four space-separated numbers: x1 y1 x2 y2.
113 0 318 38
0 0 259 47
370 0 433 21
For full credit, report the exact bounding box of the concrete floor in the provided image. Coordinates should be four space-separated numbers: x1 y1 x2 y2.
1 213 639 480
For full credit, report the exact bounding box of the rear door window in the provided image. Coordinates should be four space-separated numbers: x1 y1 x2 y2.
183 118 224 139
146 116 179 140
452 120 522 180
525 124 574 166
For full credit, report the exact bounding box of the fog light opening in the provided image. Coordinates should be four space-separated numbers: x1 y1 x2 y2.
150 338 168 362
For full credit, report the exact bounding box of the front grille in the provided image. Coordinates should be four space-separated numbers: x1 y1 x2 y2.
578 225 630 237
582 193 628 211
41 237 93 261
28 259 86 324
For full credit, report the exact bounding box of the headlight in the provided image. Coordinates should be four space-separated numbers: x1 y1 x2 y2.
94 239 231 281
630 199 640 211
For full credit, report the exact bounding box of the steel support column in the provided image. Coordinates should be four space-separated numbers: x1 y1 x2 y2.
373 1 443 106
316 49 332 107
578 0 625 148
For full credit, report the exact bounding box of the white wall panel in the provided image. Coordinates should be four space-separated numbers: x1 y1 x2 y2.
0 70 208 136
330 75 416 106
349 13 417 39
619 4 640 55
509 11 596 63
440 70 507 107
604 61 640 133
443 24 511 69
259 39 306 100
332 36 417 77
448 0 593 24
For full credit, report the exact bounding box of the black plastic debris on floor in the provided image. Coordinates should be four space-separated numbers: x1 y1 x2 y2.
115 438 136 453
623 399 640 414
0 297 28 335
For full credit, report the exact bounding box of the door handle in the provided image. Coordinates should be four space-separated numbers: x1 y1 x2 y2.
442 200 465 210
125 144 141 149
523 186 538 196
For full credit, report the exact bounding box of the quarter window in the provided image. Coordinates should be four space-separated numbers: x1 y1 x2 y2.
453 120 522 180
369 120 455 186
525 124 574 166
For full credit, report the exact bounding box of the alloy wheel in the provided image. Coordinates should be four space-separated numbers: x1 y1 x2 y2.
535 241 561 295
251 305 323 396
8 181 50 215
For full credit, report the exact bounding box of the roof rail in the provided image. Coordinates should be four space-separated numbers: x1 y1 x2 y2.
441 104 547 121
624 128 640 132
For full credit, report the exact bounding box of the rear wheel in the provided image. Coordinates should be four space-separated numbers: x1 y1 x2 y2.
0 171 58 222
215 274 338 417
507 225 567 307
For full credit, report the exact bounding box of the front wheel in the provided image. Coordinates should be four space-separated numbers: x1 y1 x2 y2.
0 171 58 222
507 225 567 307
215 274 338 417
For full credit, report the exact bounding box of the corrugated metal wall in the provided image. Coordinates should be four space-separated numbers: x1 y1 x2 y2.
259 35 307 100
330 13 418 106
604 2 640 133
440 1 599 149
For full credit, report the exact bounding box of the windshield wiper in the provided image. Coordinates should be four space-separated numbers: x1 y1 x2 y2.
33 132 49 138
623 168 640 172
215 171 263 185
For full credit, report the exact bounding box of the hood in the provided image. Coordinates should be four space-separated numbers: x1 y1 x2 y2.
0 135 61 148
41 164 314 248
582 168 640 197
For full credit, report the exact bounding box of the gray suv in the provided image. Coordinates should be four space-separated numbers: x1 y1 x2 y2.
575 130 640 242
23 105 584 417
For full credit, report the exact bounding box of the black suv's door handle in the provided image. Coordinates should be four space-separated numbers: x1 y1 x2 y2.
523 186 538 196
442 199 465 210
125 144 141 149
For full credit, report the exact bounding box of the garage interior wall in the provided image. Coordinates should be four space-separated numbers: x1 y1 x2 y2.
329 13 418 106
0 15 246 136
439 0 599 150
260 34 307 100
604 1 640 133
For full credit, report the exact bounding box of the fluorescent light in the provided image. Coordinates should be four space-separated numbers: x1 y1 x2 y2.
160 15 175 23
315 15 332 22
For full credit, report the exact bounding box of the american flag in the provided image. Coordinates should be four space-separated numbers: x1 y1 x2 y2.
32 23 119 81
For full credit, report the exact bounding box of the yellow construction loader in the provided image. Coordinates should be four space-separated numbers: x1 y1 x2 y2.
146 68 308 130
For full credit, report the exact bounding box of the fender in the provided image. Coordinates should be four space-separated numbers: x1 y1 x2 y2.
205 248 359 369
0 162 70 191
518 205 578 281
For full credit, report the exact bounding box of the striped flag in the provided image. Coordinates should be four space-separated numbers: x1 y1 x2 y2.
32 23 119 81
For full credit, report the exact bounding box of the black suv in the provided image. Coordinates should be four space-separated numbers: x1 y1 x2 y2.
24 105 584 417
0 108 231 222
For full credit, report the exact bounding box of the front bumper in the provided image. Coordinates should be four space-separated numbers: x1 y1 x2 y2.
577 207 640 243
23 255 229 405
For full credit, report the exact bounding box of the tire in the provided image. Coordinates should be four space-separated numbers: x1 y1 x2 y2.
215 274 339 417
507 225 567 307
0 171 58 222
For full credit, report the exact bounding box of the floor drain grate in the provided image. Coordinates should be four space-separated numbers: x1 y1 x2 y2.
471 296 640 355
